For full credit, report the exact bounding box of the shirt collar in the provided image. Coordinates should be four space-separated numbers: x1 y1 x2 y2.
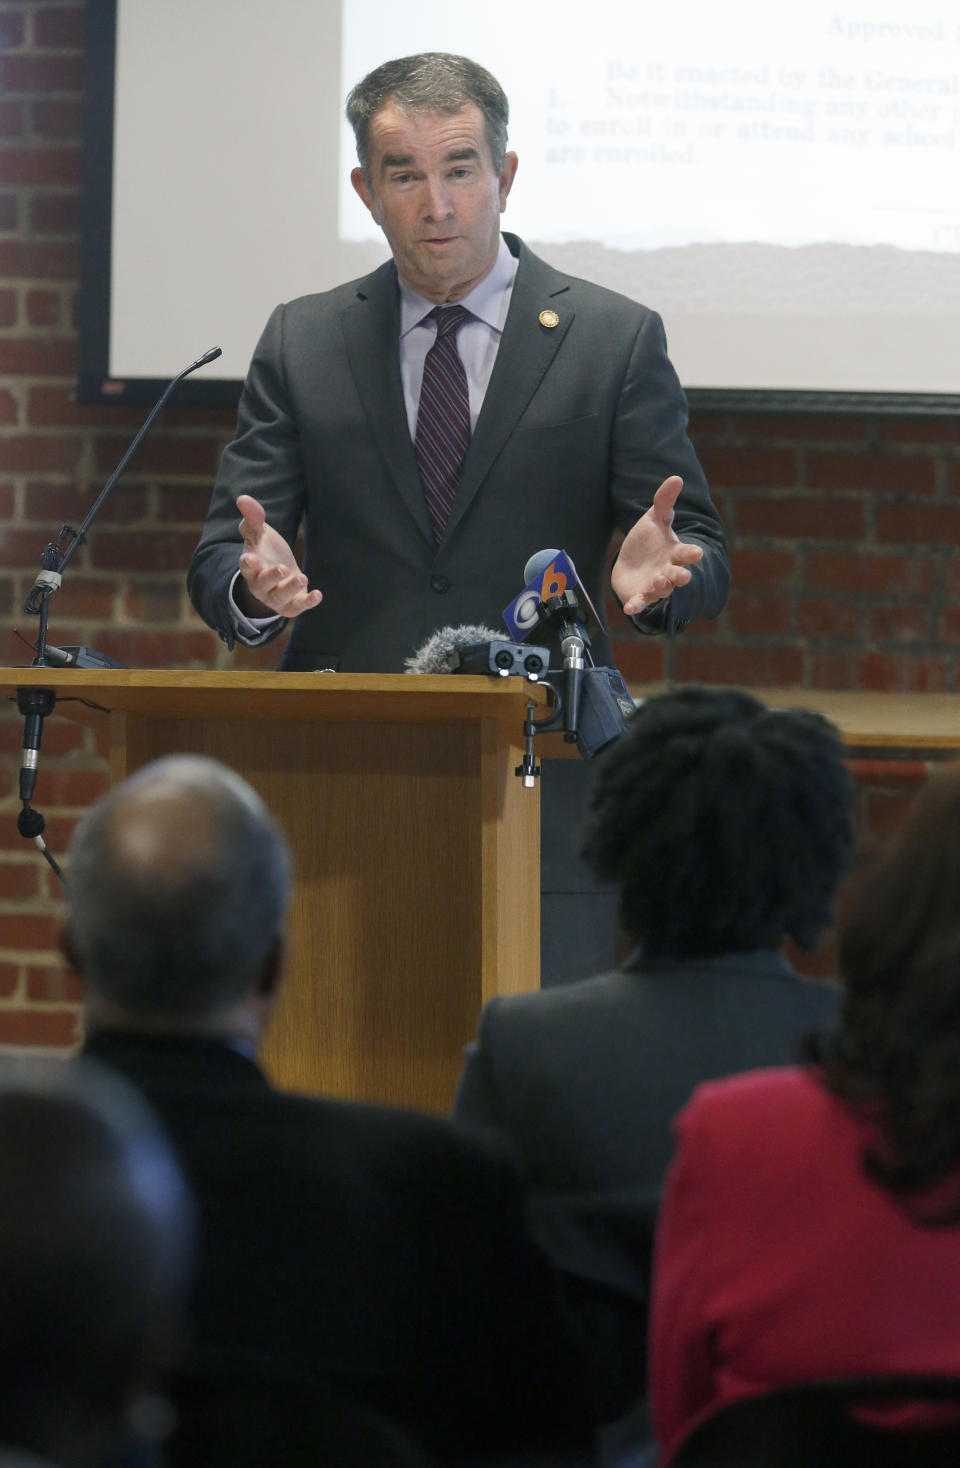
399 234 518 338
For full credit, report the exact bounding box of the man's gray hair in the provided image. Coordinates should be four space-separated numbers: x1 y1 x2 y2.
66 755 291 1017
346 53 509 177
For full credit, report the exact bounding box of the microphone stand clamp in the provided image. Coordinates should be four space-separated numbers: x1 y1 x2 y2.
515 676 564 787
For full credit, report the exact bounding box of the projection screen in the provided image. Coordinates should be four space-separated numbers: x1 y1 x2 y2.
78 0 960 410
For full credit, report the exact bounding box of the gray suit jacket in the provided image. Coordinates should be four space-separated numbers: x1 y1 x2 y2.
452 951 839 1425
188 233 728 671
453 949 839 1198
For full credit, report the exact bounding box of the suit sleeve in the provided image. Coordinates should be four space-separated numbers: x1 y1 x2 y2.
187 303 307 648
451 998 510 1132
610 308 729 636
649 1089 727 1462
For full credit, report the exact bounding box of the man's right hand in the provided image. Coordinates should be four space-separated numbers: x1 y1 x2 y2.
235 494 323 619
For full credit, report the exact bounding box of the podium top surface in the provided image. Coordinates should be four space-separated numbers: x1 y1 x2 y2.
1 666 550 727
5 669 959 751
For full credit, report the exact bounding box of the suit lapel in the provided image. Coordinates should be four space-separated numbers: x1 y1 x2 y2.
339 243 576 551
441 243 574 546
340 262 436 546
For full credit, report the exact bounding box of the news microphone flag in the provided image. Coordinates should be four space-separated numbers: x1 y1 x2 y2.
503 550 578 642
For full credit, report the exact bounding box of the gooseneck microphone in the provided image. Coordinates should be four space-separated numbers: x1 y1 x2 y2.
14 345 222 882
23 345 224 652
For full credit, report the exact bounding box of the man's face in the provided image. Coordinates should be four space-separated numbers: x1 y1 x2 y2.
351 101 518 304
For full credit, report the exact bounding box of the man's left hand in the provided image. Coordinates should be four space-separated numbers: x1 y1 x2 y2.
611 476 704 616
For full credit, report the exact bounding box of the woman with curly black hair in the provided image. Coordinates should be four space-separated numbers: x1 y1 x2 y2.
454 685 853 1445
456 684 853 1193
651 765 960 1463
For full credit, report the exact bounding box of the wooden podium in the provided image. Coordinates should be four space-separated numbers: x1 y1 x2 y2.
5 668 548 1114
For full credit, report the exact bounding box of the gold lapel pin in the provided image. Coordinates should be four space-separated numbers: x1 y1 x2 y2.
539 309 560 329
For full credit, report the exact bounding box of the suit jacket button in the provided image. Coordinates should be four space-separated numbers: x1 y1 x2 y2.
430 575 451 593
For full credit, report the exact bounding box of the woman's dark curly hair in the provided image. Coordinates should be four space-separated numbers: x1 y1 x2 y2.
581 684 854 958
805 764 960 1221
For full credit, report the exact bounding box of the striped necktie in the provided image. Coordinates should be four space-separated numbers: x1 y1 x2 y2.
414 305 471 543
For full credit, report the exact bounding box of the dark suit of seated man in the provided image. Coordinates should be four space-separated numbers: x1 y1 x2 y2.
0 1060 194 1468
62 755 594 1467
453 686 855 1446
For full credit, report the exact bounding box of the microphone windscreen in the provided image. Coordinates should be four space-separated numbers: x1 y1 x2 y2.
17 806 46 838
404 624 501 675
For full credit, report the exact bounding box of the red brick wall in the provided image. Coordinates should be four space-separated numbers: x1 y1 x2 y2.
613 414 960 688
1 1 954 1050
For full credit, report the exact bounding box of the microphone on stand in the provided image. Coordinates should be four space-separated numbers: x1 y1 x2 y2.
23 345 223 647
14 344 223 880
503 549 635 759
504 549 598 744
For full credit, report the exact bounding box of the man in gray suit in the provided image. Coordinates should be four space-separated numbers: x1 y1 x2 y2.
188 53 729 979
452 686 854 1437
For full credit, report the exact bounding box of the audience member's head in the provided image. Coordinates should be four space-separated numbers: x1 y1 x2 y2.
582 684 854 959
808 764 960 1217
0 1059 194 1467
63 755 292 1038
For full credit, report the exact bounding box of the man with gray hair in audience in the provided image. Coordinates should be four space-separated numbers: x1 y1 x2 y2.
62 755 593 1467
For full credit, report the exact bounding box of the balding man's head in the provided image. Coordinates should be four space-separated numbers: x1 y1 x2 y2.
64 757 291 1023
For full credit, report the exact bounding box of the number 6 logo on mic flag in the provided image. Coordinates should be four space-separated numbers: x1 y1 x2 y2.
503 551 575 641
538 561 567 600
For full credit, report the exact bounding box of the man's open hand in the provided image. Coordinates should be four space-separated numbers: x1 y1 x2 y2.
611 477 703 616
235 494 322 619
